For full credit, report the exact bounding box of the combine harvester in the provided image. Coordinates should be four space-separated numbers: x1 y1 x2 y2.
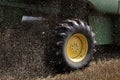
0 0 120 72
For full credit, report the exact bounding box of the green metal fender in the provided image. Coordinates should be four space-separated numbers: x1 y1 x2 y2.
87 0 120 14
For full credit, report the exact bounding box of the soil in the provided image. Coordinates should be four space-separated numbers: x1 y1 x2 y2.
0 20 53 78
0 20 120 80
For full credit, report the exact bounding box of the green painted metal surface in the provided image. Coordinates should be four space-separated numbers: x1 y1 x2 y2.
113 17 120 45
89 14 113 45
118 0 120 13
88 0 119 14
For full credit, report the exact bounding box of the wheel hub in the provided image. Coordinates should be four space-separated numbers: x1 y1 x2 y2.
66 33 88 62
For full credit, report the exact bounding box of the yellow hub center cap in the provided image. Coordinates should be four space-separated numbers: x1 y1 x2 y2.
66 33 88 62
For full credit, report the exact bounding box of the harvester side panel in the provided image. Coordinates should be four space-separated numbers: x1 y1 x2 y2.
88 0 120 14
89 14 113 45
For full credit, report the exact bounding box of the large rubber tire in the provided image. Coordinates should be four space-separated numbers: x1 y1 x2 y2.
45 19 95 73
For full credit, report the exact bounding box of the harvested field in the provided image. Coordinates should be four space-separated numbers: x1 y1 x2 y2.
0 21 120 80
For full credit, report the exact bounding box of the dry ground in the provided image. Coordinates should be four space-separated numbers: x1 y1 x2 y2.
0 21 120 80
0 52 120 80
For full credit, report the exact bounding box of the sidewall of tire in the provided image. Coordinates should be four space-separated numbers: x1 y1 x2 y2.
63 24 94 69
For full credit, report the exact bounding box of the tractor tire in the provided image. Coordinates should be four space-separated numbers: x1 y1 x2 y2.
45 19 95 73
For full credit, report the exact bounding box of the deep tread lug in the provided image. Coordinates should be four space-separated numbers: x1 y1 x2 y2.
93 49 97 53
92 32 95 37
87 25 91 31
58 24 73 31
59 32 67 37
80 21 86 28
65 20 79 27
94 40 97 44
56 41 63 46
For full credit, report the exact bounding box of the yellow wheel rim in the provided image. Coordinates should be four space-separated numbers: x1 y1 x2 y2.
66 33 88 62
